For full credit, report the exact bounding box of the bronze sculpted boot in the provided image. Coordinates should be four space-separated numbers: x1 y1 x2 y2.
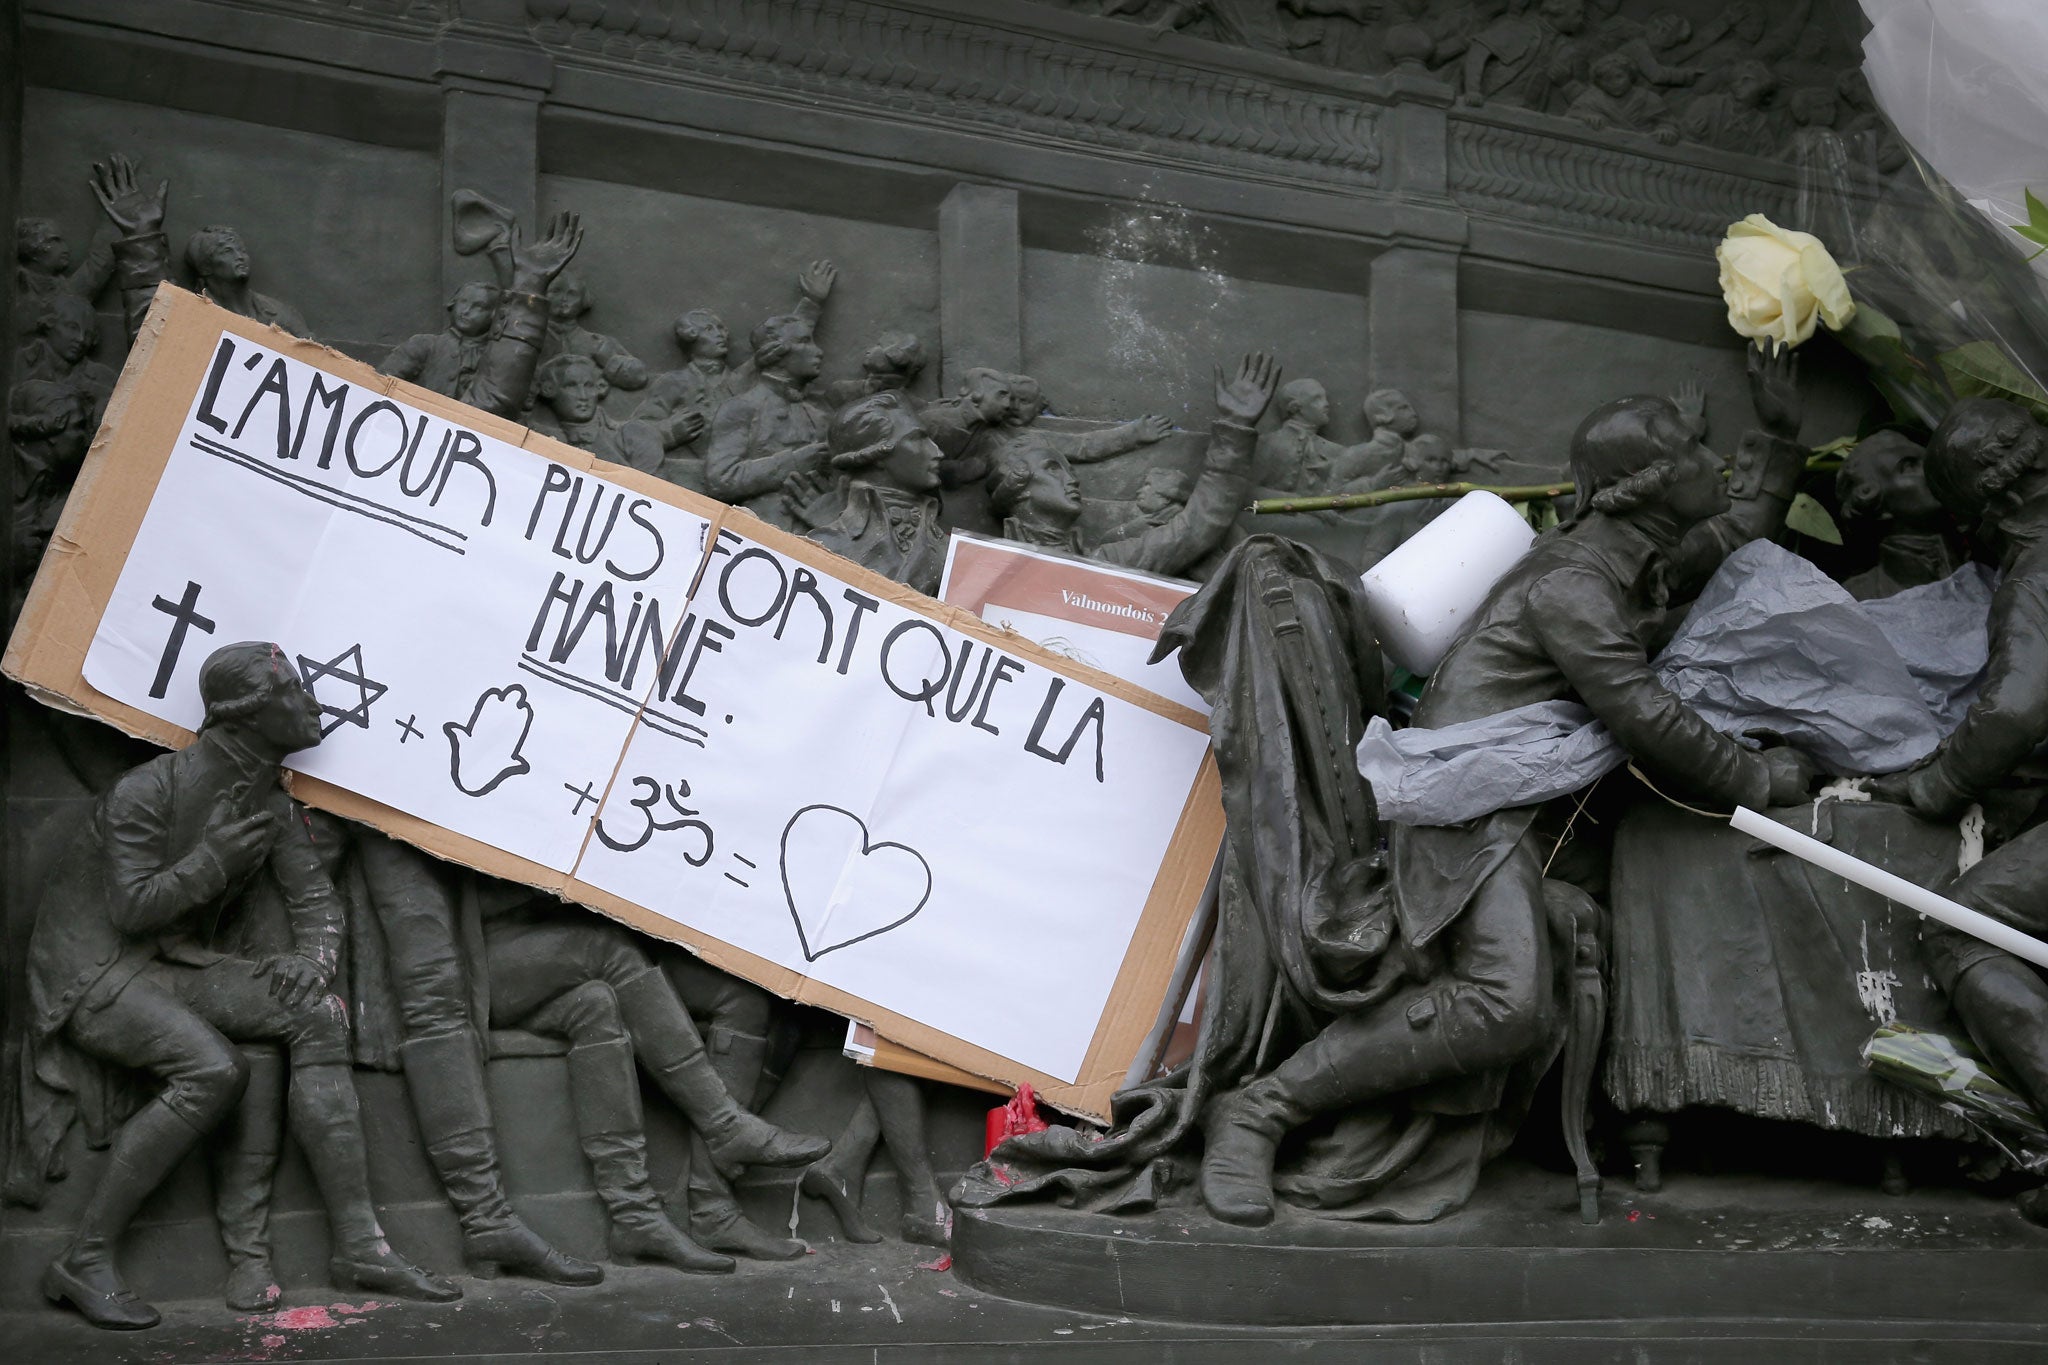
289 1063 459 1302
211 1047 286 1311
42 1099 208 1330
674 1024 807 1260
1200 1002 1475 1227
400 1030 604 1284
567 1036 735 1273
1198 1080 1313 1228
798 1099 885 1245
612 970 828 1174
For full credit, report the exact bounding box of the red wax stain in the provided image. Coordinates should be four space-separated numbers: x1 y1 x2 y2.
984 1084 1052 1156
260 1334 287 1351
917 1254 954 1272
1626 1209 1641 1222
258 1301 387 1332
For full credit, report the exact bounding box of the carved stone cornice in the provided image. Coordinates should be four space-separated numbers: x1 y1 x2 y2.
1449 112 1797 251
516 0 1383 189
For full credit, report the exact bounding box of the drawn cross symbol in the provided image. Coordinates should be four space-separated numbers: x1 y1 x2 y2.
148 580 216 699
394 714 423 744
565 780 600 815
295 644 388 736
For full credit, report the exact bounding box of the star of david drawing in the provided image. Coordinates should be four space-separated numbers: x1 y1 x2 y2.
297 644 389 737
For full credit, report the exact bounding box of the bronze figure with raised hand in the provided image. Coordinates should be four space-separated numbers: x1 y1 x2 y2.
991 352 1276 577
456 209 586 421
703 266 841 527
636 259 839 462
84 153 170 341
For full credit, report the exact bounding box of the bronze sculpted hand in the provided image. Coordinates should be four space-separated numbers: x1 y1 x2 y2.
1762 746 1821 806
1132 413 1175 444
782 469 840 530
1747 340 1802 440
671 409 707 444
210 811 278 880
508 211 585 295
254 952 330 1011
1214 352 1281 426
1673 377 1707 438
798 259 839 304
89 153 167 236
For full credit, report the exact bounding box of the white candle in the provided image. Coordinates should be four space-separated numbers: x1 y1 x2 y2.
1731 806 2048 971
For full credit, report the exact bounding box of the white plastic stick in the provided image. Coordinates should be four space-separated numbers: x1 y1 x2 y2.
1731 805 2048 971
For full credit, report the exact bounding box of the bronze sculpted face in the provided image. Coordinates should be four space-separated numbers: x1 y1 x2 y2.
1278 378 1329 430
1658 413 1732 524
1591 54 1634 99
1839 433 1943 526
539 355 608 422
1929 398 2048 532
1729 62 1775 109
546 270 590 323
676 308 730 362
189 226 252 283
1364 388 1418 438
1004 374 1046 426
781 329 823 383
1540 0 1585 35
253 667 327 753
1645 13 1690 51
1137 467 1192 516
963 369 1013 422
449 283 499 338
878 423 944 493
1022 446 1083 521
40 296 97 365
17 217 69 272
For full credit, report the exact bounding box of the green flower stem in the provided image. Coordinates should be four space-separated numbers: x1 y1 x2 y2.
1250 482 1573 515
1250 457 1841 516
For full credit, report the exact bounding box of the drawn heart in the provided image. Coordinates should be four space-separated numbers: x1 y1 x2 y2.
780 804 933 963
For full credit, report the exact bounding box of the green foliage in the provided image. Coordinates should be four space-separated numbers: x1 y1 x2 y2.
1833 300 1950 429
2011 188 2048 262
1784 492 1842 546
1938 340 2048 424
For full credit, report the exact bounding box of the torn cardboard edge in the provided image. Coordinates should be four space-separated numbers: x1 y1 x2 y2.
3 285 1224 1123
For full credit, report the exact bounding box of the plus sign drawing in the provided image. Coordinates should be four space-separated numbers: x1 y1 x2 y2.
297 643 389 737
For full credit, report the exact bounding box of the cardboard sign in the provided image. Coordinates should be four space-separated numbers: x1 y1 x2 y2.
3 287 1224 1120
847 535 1217 1097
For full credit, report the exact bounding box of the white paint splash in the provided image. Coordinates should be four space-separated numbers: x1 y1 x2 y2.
1958 803 1986 874
1856 920 1901 1025
1082 197 1237 381
1812 776 1871 834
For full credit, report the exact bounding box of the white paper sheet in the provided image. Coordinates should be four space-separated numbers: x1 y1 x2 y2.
573 529 1213 1082
82 327 1215 1085
85 329 714 871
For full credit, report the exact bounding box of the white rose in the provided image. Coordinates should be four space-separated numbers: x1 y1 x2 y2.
1716 213 1856 348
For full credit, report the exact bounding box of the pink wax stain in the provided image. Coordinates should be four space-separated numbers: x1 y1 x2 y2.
258 1300 388 1332
917 1254 954 1272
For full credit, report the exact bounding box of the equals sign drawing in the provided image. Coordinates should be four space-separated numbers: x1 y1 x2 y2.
724 853 755 888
